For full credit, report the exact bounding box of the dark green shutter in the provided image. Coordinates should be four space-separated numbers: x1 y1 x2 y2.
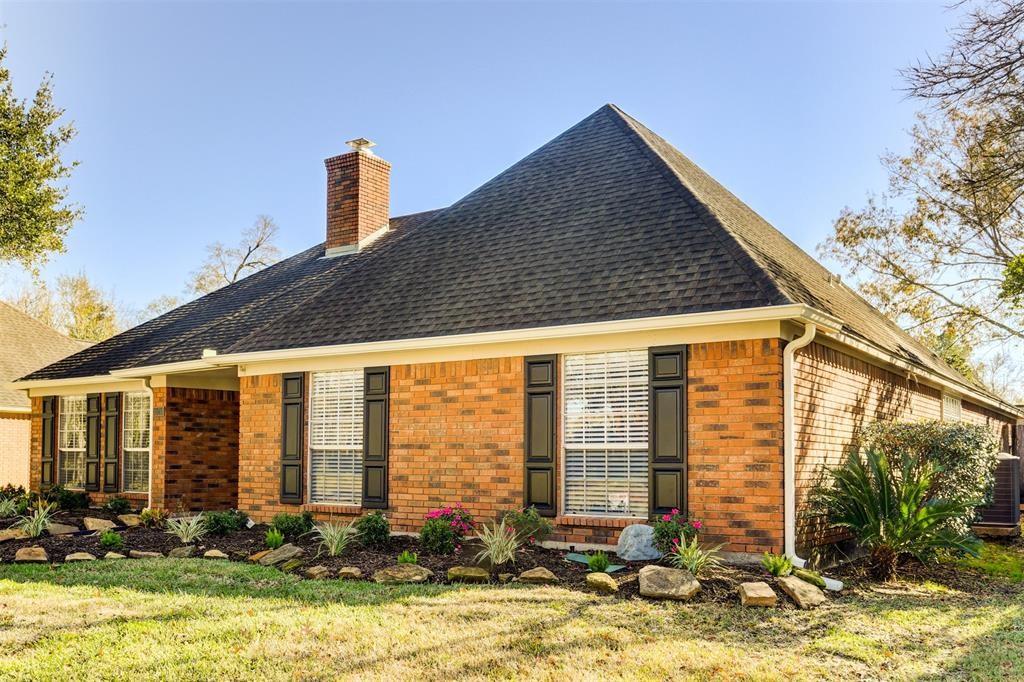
280 373 304 504
362 367 389 508
524 355 557 517
649 346 686 516
85 393 101 491
40 397 55 490
103 393 121 492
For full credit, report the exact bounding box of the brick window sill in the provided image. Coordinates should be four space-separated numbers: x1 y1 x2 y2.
302 503 363 515
555 515 648 529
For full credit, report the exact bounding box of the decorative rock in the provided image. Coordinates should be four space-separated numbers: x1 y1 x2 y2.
518 567 559 584
448 566 489 583
118 514 141 527
337 566 363 580
203 549 229 560
638 565 700 601
616 523 662 561
778 575 826 609
47 522 79 536
258 543 303 567
64 552 96 562
793 568 826 590
305 565 330 580
498 572 514 583
0 528 28 543
372 564 434 584
738 581 777 607
586 572 619 593
83 517 116 532
280 558 304 573
248 550 271 562
104 552 126 560
15 546 48 563
129 550 163 559
168 546 194 559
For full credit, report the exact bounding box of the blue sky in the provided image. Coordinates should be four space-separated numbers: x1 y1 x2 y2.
0 1 962 312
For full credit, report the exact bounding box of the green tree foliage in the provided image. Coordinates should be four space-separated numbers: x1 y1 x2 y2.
0 45 80 266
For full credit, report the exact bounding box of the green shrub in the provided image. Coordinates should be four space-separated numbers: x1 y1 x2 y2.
205 510 249 536
311 521 358 557
44 485 88 511
586 551 611 573
271 511 314 538
761 552 793 577
397 550 418 565
104 497 133 514
15 501 56 538
99 529 123 550
814 448 980 580
424 504 474 542
863 421 999 536
475 519 520 569
0 484 26 501
667 536 723 577
265 527 284 550
652 509 702 554
139 507 168 529
0 497 18 518
420 517 457 554
354 511 390 549
165 514 209 544
501 506 553 544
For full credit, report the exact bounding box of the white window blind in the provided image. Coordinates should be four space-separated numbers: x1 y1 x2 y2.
122 392 151 493
58 395 87 489
943 394 962 423
563 350 649 517
309 370 364 505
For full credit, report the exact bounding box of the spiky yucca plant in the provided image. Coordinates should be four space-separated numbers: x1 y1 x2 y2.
475 518 520 570
165 513 209 544
15 501 55 538
816 448 980 580
311 521 359 557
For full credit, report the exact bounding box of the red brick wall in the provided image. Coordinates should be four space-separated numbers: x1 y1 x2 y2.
0 412 31 488
789 342 1021 551
237 374 290 520
687 339 785 553
160 387 239 512
325 150 390 251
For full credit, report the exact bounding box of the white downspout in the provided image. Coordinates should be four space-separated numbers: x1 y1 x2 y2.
783 322 843 591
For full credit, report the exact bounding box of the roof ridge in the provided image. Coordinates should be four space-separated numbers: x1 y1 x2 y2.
601 105 792 307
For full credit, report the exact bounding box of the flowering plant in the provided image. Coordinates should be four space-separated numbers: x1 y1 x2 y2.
424 503 475 541
652 508 702 554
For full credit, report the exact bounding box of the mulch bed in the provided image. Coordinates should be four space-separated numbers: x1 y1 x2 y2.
0 507 781 601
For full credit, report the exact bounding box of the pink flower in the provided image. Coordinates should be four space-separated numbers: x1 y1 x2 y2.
691 520 703 530
662 514 671 522
671 508 680 515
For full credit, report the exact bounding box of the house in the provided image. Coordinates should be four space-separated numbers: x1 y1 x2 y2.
0 303 89 488
9 105 1022 556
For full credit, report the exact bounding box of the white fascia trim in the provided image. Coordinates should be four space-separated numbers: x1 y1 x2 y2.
209 304 843 366
109 360 222 379
0 404 31 414
832 331 1024 418
5 375 144 391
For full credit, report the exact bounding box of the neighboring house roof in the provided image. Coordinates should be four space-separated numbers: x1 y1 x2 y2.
16 104 1012 410
0 302 90 410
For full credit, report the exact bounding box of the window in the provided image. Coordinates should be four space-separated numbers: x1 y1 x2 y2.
122 392 151 493
58 395 87 489
309 370 364 504
562 350 648 517
943 394 962 422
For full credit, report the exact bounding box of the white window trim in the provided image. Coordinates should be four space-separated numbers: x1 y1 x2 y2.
57 395 87 491
121 391 152 494
307 370 365 507
559 349 650 519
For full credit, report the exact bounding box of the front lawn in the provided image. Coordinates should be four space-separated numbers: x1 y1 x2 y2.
1 547 1023 680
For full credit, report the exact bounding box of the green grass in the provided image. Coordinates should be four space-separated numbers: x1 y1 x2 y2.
0 548 1022 680
956 542 1024 583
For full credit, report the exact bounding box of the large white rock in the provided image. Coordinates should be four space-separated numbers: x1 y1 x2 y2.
638 565 700 601
616 524 661 561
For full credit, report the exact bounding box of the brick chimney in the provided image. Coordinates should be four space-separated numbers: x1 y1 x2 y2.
324 138 391 256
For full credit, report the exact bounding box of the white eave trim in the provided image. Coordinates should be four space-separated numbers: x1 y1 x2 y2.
0 404 31 414
206 304 844 365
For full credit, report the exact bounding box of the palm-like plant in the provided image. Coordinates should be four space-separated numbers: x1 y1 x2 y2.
310 521 359 557
165 513 209 544
815 448 981 580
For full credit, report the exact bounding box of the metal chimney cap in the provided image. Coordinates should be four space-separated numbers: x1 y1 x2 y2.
346 138 376 155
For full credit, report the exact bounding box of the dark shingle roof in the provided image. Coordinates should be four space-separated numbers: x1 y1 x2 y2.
0 303 90 408
19 104 1010 409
